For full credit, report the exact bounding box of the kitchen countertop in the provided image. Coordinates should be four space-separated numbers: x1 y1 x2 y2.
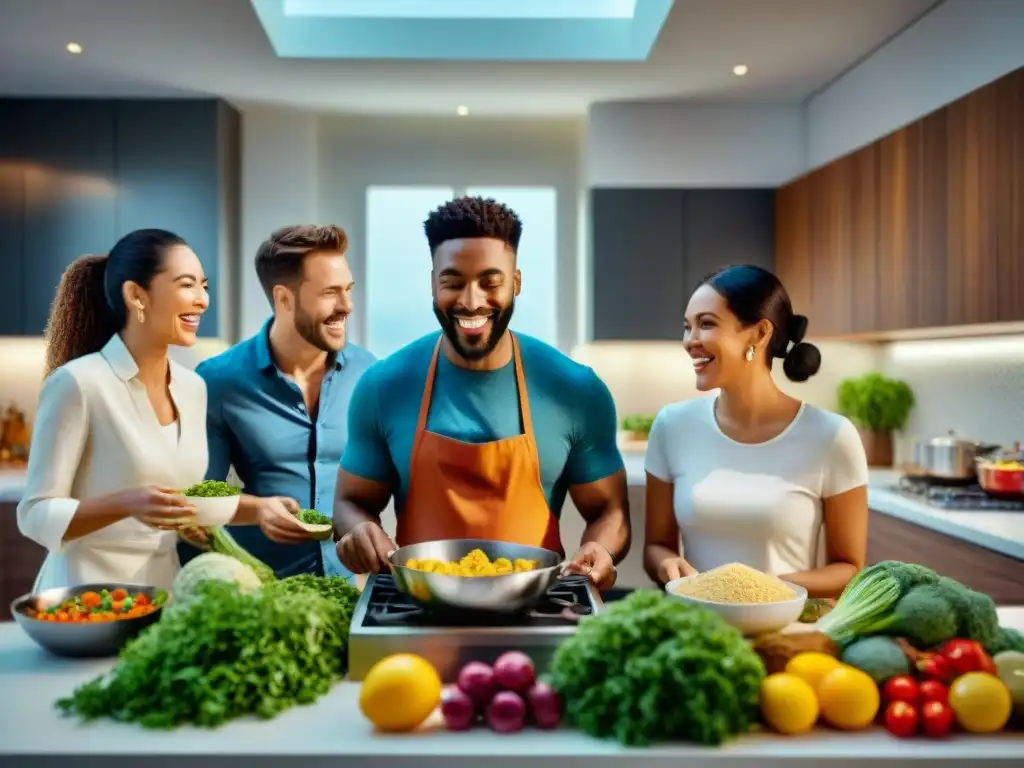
620 454 1024 562
1 610 1022 767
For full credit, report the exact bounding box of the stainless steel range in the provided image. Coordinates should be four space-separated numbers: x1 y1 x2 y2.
892 476 1024 511
347 573 604 682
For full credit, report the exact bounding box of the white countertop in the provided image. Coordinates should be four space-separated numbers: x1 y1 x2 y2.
1 611 1022 766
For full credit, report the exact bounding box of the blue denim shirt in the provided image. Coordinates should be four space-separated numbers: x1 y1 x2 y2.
184 318 376 580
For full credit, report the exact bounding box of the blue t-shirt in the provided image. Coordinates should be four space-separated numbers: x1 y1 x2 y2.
340 332 624 519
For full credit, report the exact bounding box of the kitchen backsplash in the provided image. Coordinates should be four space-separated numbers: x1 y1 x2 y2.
1 334 1023 460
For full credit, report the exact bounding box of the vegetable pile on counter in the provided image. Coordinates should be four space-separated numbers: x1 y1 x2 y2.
815 560 1024 655
55 528 361 729
545 589 766 746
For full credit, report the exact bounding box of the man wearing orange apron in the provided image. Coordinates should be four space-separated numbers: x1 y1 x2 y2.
333 196 630 591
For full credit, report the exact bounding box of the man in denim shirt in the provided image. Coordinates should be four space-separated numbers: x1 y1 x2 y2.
184 225 376 579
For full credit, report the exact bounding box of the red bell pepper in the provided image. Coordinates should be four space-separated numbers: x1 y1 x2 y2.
934 639 996 677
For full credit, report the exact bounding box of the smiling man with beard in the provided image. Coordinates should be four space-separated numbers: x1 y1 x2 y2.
184 225 376 579
333 196 630 591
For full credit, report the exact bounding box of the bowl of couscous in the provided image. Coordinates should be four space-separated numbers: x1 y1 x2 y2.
665 562 808 637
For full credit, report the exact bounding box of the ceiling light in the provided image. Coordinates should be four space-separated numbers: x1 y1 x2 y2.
456 105 469 116
732 64 748 76
66 42 83 54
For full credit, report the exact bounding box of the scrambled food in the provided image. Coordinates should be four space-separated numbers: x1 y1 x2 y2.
405 547 540 577
980 458 1024 471
671 562 797 604
24 587 165 623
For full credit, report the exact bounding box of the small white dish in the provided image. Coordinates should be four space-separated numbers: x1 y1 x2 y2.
186 494 240 527
664 576 808 637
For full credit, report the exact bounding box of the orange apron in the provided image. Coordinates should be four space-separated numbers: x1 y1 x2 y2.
395 333 564 556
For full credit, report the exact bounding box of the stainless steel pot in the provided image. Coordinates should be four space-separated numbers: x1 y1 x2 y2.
913 431 1001 481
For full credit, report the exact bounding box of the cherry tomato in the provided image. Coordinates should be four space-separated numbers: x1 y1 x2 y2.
884 700 919 738
918 680 948 705
921 700 953 738
917 655 953 683
883 675 919 706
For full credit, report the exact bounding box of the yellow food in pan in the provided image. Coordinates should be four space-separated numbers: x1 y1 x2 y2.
405 548 540 577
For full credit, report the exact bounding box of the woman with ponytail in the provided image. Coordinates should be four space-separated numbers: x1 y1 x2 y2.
642 265 869 599
19 230 304 592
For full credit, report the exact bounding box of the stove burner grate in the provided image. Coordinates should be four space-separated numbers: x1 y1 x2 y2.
363 574 595 627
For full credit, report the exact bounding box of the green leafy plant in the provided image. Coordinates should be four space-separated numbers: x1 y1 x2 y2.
836 373 914 432
621 414 655 438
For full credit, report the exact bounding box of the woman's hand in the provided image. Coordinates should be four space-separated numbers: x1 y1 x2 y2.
118 485 196 530
656 556 698 584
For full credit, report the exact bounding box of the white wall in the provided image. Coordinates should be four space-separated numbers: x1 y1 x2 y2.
585 102 805 187
806 0 1024 169
238 105 320 339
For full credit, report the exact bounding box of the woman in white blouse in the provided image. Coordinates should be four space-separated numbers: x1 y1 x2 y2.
19 229 305 592
644 265 869 599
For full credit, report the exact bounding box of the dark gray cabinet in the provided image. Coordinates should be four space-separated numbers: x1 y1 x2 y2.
590 188 775 341
0 98 240 338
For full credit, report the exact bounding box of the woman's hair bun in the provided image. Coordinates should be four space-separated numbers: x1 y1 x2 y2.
788 314 809 345
783 341 821 383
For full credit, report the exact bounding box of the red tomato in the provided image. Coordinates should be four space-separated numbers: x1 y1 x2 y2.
884 701 919 738
937 639 994 677
918 680 948 705
883 676 919 706
917 655 953 684
920 700 953 738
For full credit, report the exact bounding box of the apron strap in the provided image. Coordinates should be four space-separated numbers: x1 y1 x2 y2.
415 333 533 437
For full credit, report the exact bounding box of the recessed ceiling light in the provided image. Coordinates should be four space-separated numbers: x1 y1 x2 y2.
66 42 83 54
733 64 748 76
456 105 469 116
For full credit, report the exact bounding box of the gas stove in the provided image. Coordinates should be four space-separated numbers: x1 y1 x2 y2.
892 476 1024 512
347 573 604 682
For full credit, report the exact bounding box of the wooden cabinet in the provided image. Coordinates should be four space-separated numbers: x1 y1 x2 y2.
0 98 241 338
867 510 1024 606
591 188 774 341
776 65 1024 337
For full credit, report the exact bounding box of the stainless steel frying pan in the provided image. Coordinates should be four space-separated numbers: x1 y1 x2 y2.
387 538 570 613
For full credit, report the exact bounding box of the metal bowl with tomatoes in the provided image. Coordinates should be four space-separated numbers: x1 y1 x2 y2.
11 583 167 658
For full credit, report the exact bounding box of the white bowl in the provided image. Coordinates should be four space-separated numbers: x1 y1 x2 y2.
664 576 808 637
186 494 240 526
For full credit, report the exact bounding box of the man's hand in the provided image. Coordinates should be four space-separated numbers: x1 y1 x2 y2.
337 521 397 574
562 542 617 591
256 496 313 544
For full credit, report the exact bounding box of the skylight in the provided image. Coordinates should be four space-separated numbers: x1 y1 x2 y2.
283 0 639 20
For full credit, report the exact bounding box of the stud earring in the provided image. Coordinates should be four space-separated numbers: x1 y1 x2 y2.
745 346 755 362
137 307 145 324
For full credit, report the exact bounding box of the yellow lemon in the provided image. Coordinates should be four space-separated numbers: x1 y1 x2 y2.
816 664 880 731
359 653 442 732
760 673 820 735
948 672 1012 734
785 652 842 694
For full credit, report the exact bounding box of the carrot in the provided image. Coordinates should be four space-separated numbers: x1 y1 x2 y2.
134 593 150 606
110 588 129 602
80 591 101 608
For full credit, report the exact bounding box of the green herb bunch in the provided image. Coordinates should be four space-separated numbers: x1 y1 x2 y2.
296 509 332 526
181 480 242 498
57 576 360 728
546 590 765 747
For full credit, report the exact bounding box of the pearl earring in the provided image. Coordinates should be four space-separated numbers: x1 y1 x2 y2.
745 346 755 362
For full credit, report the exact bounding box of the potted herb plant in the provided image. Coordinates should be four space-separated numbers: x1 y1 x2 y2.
836 373 915 467
620 414 655 443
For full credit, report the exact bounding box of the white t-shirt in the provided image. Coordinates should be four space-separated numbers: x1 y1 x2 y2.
645 396 869 577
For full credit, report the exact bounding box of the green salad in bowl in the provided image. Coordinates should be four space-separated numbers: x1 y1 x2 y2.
181 480 242 526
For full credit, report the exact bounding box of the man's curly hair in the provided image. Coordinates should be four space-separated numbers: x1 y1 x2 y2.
423 196 522 255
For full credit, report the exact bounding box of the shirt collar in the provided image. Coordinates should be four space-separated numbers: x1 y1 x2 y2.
256 317 346 373
101 333 176 386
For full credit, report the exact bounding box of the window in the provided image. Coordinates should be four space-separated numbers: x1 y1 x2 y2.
365 186 454 358
466 187 558 346
365 184 559 358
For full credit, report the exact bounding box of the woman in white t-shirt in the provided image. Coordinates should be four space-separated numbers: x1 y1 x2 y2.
644 265 869 599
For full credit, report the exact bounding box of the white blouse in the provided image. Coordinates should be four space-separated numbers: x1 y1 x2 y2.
645 396 869 577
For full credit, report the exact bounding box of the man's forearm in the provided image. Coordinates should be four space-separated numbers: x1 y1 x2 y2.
580 502 631 564
332 498 381 540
